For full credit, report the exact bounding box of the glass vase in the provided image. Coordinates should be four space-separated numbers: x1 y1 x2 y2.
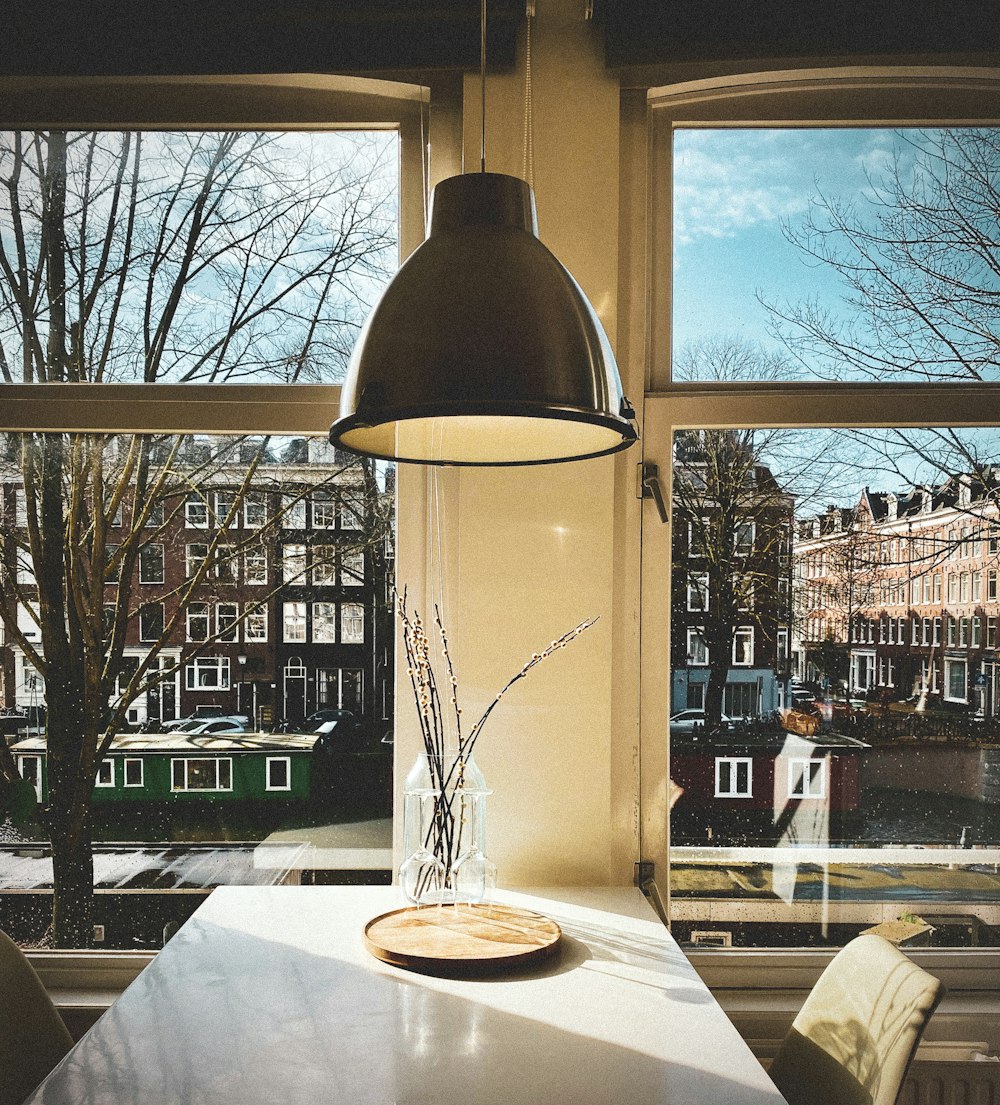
399 749 496 906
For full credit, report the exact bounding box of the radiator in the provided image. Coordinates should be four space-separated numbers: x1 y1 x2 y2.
899 1059 1000 1105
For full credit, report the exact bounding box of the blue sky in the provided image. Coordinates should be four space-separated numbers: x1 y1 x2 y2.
672 127 908 360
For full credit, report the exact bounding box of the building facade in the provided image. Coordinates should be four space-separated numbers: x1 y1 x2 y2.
0 436 394 735
793 475 1000 714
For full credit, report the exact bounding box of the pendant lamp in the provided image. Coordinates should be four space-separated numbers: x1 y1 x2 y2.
329 4 637 466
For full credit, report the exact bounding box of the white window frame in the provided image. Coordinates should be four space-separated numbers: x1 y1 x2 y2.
311 546 338 586
216 602 239 644
171 757 233 793
243 493 267 530
185 495 209 529
340 602 365 644
686 572 709 612
640 69 1000 938
123 758 144 788
185 656 230 691
245 607 268 643
312 602 338 643
686 626 708 665
787 758 826 800
95 759 115 788
265 756 292 792
714 757 753 799
731 626 754 667
139 602 165 643
244 551 268 586
138 543 165 585
283 602 307 643
311 489 339 530
186 602 210 642
282 544 307 585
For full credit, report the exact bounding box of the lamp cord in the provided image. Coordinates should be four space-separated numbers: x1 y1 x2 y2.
521 7 534 186
480 0 487 173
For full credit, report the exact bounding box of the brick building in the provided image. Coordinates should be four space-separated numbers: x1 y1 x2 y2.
793 474 1000 714
0 436 394 734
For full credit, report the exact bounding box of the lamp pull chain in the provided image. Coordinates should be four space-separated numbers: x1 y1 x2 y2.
522 8 534 186
480 0 487 173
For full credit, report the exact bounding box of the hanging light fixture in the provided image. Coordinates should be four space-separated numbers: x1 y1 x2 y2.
329 1 637 466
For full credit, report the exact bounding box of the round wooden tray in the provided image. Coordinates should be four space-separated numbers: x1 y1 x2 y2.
364 902 562 976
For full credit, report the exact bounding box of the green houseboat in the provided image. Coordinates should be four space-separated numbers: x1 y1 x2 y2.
11 731 319 804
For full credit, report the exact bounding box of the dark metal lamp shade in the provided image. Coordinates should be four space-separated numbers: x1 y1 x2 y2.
329 173 638 465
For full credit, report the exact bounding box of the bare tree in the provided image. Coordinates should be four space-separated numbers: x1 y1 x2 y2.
0 128 396 946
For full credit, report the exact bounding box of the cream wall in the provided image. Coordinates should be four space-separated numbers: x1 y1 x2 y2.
394 0 642 885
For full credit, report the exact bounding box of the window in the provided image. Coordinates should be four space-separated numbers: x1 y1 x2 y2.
186 544 208 579
715 757 752 799
686 627 708 665
960 572 971 602
312 602 338 643
687 573 709 612
312 546 337 586
245 608 268 642
124 758 144 788
217 603 239 643
283 602 307 643
317 667 363 711
214 491 237 527
266 757 291 791
185 657 230 690
788 758 826 800
186 603 210 642
989 569 998 602
244 551 268 586
734 522 754 556
312 490 338 529
281 494 306 529
185 496 209 528
282 544 307 584
945 658 968 703
244 493 267 530
341 603 365 644
972 616 982 648
139 603 164 642
732 626 753 666
973 571 983 602
95 759 115 788
139 544 164 584
341 548 365 586
340 492 364 529
171 758 232 792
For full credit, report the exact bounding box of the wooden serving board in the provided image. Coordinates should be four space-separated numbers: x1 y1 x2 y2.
364 902 562 975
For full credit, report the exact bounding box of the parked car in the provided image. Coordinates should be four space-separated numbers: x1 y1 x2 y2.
162 708 249 732
669 709 733 736
172 717 249 736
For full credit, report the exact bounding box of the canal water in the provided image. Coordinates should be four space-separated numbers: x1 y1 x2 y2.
861 787 1000 846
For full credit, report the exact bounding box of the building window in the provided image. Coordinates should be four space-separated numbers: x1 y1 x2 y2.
124 758 144 788
715 757 752 799
340 492 364 529
186 603 210 642
972 617 982 647
139 544 164 584
185 495 209 528
245 608 268 642
989 569 998 602
214 491 236 527
686 573 709 612
244 493 267 529
244 551 268 586
95 759 115 787
283 602 307 643
973 571 983 602
281 494 306 529
171 758 232 792
317 667 363 711
186 543 208 579
266 757 291 792
687 627 708 665
341 602 365 644
312 490 338 529
734 522 755 556
312 546 337 585
776 628 788 667
948 573 958 602
788 758 826 799
139 603 164 643
185 657 230 690
960 572 971 602
312 602 338 643
945 658 968 703
341 548 365 586
282 544 307 584
217 603 239 643
732 626 754 666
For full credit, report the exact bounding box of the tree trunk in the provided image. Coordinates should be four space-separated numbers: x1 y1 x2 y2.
49 814 94 948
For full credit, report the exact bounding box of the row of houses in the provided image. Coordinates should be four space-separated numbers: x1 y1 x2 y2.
0 436 395 737
671 432 1000 722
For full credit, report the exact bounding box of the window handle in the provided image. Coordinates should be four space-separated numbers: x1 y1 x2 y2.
638 462 668 524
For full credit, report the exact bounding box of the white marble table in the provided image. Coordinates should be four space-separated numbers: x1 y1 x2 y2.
28 886 787 1105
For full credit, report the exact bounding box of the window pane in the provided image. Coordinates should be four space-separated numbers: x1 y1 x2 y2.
0 130 398 386
0 431 395 948
673 127 1000 384
669 425 1000 948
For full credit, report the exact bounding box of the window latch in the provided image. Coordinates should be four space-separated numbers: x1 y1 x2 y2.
637 462 668 524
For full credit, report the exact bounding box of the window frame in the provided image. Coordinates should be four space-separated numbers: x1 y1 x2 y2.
123 757 144 788
95 759 115 788
714 756 753 799
639 67 1000 941
170 757 233 793
265 756 292 792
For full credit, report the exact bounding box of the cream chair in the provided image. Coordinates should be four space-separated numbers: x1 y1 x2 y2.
0 929 74 1105
768 934 944 1105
